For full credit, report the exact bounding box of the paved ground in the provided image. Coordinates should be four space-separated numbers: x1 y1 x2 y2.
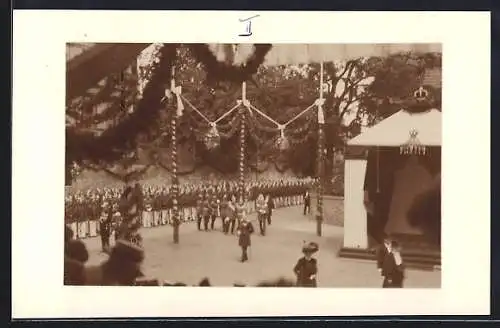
84 206 441 287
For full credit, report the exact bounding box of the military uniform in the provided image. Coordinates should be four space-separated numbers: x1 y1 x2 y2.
303 190 311 215
266 195 275 225
196 194 204 230
220 195 230 234
202 194 211 231
210 191 220 230
99 211 111 252
256 196 267 236
237 219 254 262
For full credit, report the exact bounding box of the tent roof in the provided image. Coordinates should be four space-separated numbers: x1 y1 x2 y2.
348 109 442 147
262 43 441 66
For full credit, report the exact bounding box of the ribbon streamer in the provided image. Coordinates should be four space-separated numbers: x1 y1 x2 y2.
173 85 184 117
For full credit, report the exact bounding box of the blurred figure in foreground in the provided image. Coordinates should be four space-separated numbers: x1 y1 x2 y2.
84 239 145 286
64 225 89 285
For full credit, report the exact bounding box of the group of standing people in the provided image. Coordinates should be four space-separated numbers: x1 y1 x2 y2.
195 192 275 235
98 183 144 252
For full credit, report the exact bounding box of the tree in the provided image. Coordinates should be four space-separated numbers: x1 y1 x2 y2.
357 52 442 125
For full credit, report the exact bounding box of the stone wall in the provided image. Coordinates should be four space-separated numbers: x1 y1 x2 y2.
309 194 344 227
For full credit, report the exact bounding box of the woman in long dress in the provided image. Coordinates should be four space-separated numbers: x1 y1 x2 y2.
293 242 319 287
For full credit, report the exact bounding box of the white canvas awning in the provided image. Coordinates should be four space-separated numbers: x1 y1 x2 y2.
262 43 441 66
348 109 442 147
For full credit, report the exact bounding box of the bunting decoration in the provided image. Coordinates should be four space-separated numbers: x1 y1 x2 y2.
66 43 179 164
204 123 221 150
275 125 290 151
70 162 83 180
66 42 441 193
188 44 273 86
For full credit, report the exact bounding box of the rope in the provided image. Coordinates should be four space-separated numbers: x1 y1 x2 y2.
179 94 211 124
283 103 316 127
247 103 280 128
214 103 241 124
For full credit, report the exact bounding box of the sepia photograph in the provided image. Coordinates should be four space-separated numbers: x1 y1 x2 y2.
64 42 442 288
13 10 490 318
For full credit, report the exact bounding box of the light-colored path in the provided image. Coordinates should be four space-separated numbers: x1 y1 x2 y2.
83 206 441 288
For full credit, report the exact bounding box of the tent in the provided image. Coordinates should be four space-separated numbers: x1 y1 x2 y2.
341 108 442 257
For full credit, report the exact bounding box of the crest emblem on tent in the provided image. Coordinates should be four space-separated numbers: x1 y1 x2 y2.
414 86 430 101
400 129 427 156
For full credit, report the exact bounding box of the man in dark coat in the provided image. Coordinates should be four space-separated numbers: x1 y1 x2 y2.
381 240 405 288
202 193 211 231
237 218 254 262
293 242 319 287
99 212 111 252
303 190 311 215
196 193 204 231
210 192 220 231
266 194 275 225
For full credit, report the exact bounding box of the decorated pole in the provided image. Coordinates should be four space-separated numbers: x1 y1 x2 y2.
316 62 326 237
239 82 247 203
170 67 182 244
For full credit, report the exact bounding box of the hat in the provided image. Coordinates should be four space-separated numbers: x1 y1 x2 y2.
302 241 319 255
391 240 402 250
382 233 396 244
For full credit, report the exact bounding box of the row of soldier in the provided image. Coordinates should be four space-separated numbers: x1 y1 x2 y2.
65 178 314 239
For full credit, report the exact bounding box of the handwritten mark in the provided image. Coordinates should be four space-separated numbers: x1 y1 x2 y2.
238 15 260 37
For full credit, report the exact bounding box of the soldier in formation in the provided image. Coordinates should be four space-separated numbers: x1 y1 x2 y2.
64 177 314 238
255 193 268 236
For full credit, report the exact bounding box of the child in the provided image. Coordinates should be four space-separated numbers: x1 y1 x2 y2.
381 240 405 288
376 236 392 274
